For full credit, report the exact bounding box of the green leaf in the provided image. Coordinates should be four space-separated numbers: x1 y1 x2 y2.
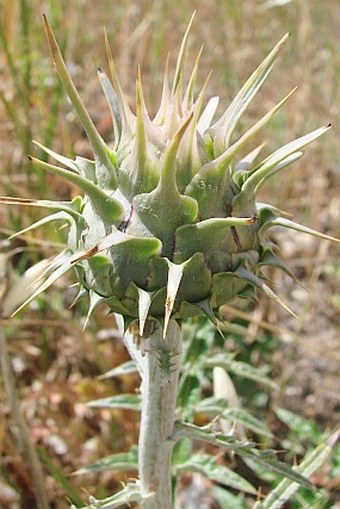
221 408 273 438
98 360 138 380
174 421 313 489
196 398 273 438
212 485 248 509
253 432 338 509
87 393 141 411
239 450 313 490
177 453 257 494
275 408 322 443
205 354 278 390
177 373 202 420
172 438 193 466
73 447 138 475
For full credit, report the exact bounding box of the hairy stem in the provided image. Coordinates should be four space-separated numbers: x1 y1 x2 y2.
124 320 182 509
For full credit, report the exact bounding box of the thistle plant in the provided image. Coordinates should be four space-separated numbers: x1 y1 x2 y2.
1 13 338 509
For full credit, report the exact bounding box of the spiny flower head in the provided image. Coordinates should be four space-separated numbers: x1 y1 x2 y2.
1 14 337 338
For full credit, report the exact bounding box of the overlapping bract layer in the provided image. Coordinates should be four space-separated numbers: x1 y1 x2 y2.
2 15 337 336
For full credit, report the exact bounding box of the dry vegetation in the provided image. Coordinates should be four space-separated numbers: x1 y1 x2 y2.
0 1 339 508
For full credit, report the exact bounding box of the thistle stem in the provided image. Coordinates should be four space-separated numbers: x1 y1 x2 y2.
124 320 182 509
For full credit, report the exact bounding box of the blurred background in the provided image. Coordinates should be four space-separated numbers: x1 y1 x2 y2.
0 0 339 507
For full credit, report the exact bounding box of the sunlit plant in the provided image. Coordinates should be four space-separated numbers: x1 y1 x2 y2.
1 12 338 509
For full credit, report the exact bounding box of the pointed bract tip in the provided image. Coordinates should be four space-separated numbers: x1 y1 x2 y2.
274 32 290 51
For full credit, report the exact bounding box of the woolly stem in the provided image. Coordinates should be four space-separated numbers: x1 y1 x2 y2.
123 320 182 509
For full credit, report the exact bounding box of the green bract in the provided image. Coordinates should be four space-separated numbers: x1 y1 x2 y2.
2 15 337 337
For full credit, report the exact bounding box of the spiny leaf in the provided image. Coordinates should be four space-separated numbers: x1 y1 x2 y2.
174 421 313 489
177 453 257 494
260 215 340 243
205 354 279 390
8 211 71 240
234 266 299 319
176 71 212 191
28 156 124 224
43 15 118 189
197 96 219 136
34 140 79 172
77 482 143 509
228 87 297 171
87 393 141 411
182 44 204 111
188 88 296 219
69 286 88 309
98 360 138 380
82 290 104 330
72 229 162 263
253 432 338 509
196 398 273 438
0 195 85 224
258 248 301 284
235 143 266 174
209 33 290 154
253 151 304 194
172 11 196 97
154 53 171 125
1 259 51 317
242 125 331 195
98 68 122 146
104 28 135 136
73 447 138 475
11 254 75 316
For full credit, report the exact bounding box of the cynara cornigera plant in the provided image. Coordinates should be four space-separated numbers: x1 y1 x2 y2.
1 13 338 509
